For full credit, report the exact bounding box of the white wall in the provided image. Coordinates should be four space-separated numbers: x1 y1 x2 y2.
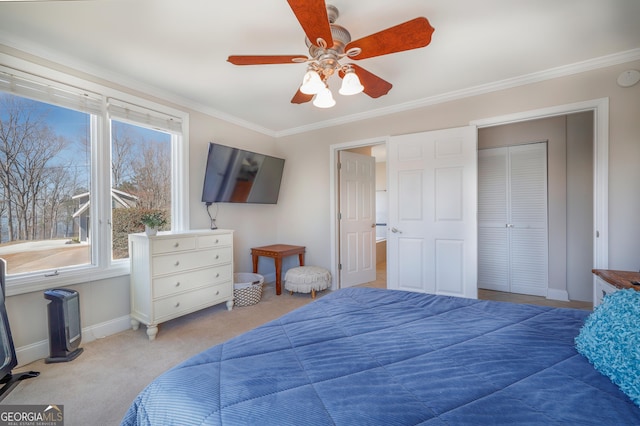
276 59 640 279
5 49 640 366
187 109 282 274
566 112 595 301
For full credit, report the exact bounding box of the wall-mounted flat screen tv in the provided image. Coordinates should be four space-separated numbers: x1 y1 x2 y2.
201 142 285 204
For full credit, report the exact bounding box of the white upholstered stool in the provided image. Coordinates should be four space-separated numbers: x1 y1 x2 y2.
284 266 331 299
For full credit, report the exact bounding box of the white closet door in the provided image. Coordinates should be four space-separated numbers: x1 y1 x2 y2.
478 149 509 292
478 143 548 296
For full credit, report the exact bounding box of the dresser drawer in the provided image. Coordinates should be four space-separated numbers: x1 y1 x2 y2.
198 233 233 248
152 236 197 254
152 247 232 276
153 283 233 322
153 264 232 299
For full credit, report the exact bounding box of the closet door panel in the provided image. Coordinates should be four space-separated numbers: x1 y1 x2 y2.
509 144 548 295
510 228 548 296
510 145 548 228
478 227 509 291
478 149 508 226
478 148 508 291
478 143 548 296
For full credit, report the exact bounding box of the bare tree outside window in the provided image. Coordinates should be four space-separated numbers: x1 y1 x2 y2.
110 120 171 260
0 93 91 274
0 93 173 273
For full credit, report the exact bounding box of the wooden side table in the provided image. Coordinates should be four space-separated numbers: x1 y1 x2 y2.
592 269 640 306
251 244 305 295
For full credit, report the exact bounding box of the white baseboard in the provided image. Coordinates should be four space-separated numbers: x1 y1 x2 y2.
547 288 570 302
16 314 132 367
15 340 49 368
261 272 276 285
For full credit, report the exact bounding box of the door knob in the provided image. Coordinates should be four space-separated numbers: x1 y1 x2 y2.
391 227 402 234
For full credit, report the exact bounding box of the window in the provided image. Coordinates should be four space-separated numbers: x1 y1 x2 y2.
0 94 92 274
0 64 188 295
110 120 172 260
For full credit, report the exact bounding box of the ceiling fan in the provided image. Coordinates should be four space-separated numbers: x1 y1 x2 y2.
227 0 434 108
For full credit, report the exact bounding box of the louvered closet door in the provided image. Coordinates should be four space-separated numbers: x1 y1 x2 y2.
478 149 510 292
478 143 548 296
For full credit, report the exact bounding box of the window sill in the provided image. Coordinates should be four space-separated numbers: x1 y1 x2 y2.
5 262 131 297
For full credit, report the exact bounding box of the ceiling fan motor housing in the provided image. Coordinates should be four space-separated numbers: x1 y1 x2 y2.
306 24 351 77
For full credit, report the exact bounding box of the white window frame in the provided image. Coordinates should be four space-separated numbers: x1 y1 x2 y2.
0 54 189 296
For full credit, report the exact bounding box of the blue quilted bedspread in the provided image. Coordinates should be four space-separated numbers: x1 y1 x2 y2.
122 288 640 425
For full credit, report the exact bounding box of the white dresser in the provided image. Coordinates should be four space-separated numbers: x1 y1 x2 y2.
129 229 234 340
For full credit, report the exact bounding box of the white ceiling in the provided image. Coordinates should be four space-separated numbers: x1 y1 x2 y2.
0 0 639 136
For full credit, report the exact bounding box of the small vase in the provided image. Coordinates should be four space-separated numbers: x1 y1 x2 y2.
145 225 158 236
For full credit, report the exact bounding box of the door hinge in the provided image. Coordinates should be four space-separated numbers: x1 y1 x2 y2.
338 263 342 270
338 212 342 220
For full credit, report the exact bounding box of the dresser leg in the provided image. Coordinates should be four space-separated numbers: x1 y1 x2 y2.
146 325 158 341
226 300 234 311
131 318 140 331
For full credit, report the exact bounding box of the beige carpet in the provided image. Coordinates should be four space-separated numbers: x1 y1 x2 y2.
2 264 590 426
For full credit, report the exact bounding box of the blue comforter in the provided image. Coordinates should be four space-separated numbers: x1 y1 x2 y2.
122 288 640 425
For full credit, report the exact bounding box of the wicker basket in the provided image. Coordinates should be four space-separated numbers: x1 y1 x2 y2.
233 273 264 307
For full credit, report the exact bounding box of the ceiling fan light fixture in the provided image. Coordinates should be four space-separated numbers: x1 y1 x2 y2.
312 86 336 108
300 69 324 95
339 68 364 96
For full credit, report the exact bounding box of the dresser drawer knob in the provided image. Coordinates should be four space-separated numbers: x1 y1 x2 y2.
175 282 181 287
215 273 220 278
215 239 219 244
215 255 220 260
175 302 180 308
173 242 180 248
215 290 220 296
174 261 180 266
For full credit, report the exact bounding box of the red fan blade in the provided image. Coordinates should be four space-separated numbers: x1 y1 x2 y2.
287 0 333 47
339 64 393 98
291 88 314 104
227 55 308 65
346 17 435 60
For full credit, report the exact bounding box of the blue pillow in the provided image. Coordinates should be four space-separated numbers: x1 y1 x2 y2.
575 288 640 407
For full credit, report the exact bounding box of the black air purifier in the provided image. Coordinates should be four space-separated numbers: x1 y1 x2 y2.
44 288 83 363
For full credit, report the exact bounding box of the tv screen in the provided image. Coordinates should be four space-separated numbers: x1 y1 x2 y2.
201 142 285 204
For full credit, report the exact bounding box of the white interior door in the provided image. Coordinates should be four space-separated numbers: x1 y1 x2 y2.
478 143 549 296
339 151 376 288
387 126 477 298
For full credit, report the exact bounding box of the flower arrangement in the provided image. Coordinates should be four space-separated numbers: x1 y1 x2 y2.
140 211 167 229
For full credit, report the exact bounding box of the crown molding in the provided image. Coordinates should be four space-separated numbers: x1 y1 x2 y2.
275 48 640 137
1 33 638 139
0 37 278 137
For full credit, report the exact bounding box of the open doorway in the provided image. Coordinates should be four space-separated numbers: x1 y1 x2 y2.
330 98 608 302
477 112 594 302
472 98 608 304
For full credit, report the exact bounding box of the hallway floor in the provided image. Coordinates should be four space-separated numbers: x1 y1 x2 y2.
358 262 592 311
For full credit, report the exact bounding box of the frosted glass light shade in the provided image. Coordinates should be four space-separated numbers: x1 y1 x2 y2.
300 70 324 95
313 87 336 108
339 70 364 96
